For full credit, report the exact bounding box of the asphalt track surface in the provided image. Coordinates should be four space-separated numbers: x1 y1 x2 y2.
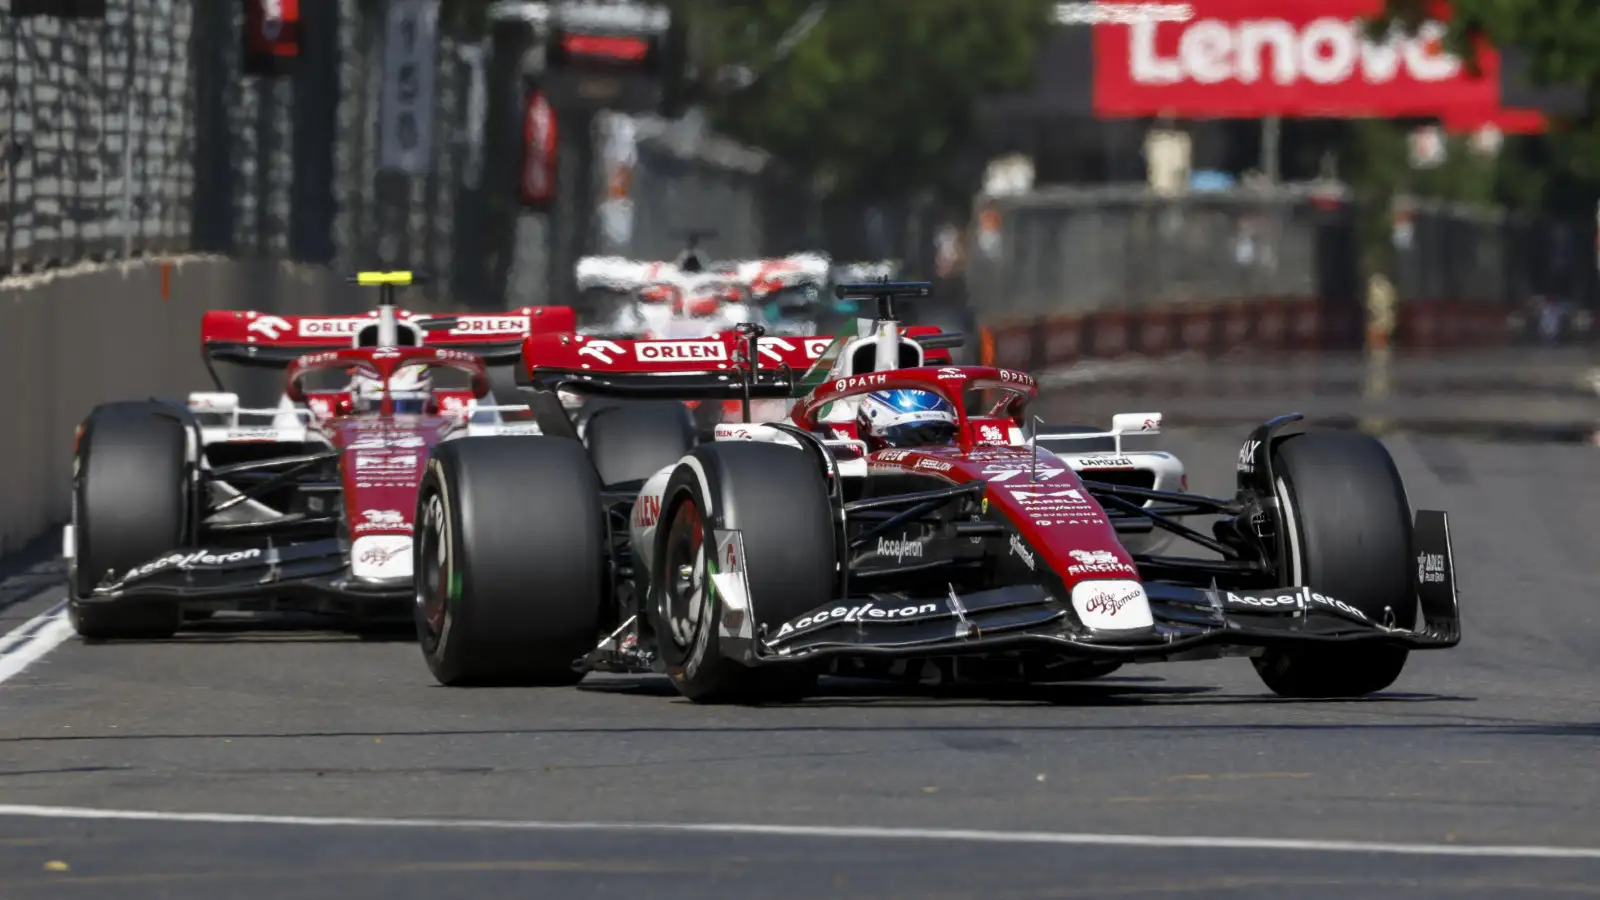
3 351 1600 898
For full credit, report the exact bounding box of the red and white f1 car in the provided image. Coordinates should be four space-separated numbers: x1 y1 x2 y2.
63 272 572 640
412 282 1462 700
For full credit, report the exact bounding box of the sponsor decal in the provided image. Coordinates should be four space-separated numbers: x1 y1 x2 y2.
714 424 756 440
915 458 953 472
1054 2 1195 25
227 428 280 442
354 508 410 534
577 339 625 363
937 367 966 380
877 449 911 462
774 600 941 639
1418 552 1446 584
309 398 332 417
432 348 477 363
1083 587 1140 617
247 314 292 339
1010 534 1036 571
124 548 261 581
450 315 527 335
1306 590 1370 622
299 318 363 337
1078 456 1136 469
1237 439 1260 474
634 494 661 528
360 544 406 567
876 537 924 562
350 535 412 580
985 464 1064 482
1219 589 1302 610
1093 7 1487 118
979 425 1006 443
1067 548 1136 577
755 337 834 362
1070 579 1155 630
355 452 419 471
1009 487 1090 505
997 369 1036 387
348 433 426 451
833 373 889 393
298 350 341 367
1219 586 1370 622
636 340 726 362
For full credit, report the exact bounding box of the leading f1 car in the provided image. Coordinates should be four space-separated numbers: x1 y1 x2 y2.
414 282 1461 701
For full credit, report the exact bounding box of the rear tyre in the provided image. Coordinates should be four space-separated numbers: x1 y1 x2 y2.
415 437 604 686
69 403 188 641
1252 429 1416 698
584 401 697 487
650 443 835 704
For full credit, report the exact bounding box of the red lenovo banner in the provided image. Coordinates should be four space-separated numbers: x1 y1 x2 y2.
521 91 559 209
1092 0 1499 118
242 0 301 76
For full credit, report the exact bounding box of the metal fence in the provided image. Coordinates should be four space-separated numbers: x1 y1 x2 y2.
1 0 489 307
964 184 1361 323
962 184 1598 326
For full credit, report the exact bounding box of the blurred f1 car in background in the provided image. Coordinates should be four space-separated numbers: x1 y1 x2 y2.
63 272 570 641
412 280 1461 702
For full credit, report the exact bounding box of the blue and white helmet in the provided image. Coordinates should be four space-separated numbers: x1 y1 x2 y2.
856 390 959 450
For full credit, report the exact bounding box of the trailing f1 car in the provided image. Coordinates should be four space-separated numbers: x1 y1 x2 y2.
63 272 573 640
414 282 1459 700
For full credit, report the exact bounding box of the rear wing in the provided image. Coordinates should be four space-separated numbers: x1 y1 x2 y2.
517 331 836 400
575 256 682 291
201 306 577 369
721 253 832 291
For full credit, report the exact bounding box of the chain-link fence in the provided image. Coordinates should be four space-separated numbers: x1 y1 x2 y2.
965 184 1596 326
964 184 1359 323
2 0 492 308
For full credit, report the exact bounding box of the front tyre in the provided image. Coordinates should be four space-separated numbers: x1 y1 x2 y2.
1252 429 1416 698
70 402 188 641
415 437 604 686
650 443 836 704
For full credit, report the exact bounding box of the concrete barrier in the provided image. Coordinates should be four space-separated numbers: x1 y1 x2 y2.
0 257 458 556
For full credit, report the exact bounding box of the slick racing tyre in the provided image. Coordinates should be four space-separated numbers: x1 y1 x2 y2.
415 436 604 686
584 401 697 488
1252 429 1416 698
69 402 188 641
650 442 834 704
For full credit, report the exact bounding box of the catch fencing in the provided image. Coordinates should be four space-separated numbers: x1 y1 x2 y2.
964 184 1593 367
0 0 490 307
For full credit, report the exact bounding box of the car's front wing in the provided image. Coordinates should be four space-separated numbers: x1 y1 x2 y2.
76 539 412 618
747 579 1459 666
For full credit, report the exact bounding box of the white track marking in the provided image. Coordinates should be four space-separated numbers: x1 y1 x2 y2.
0 602 75 685
0 804 1599 860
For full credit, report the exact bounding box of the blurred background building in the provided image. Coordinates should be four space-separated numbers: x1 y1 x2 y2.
2 0 1596 365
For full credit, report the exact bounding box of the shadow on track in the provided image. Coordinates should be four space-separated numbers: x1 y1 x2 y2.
88 615 419 645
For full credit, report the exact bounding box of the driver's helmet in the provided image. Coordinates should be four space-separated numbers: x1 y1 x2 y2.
856 389 959 451
351 363 433 414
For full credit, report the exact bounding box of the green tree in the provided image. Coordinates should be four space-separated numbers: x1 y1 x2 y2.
1381 0 1600 197
683 0 1055 201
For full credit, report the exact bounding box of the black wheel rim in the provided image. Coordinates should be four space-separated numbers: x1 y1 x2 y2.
660 496 706 652
416 491 450 644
